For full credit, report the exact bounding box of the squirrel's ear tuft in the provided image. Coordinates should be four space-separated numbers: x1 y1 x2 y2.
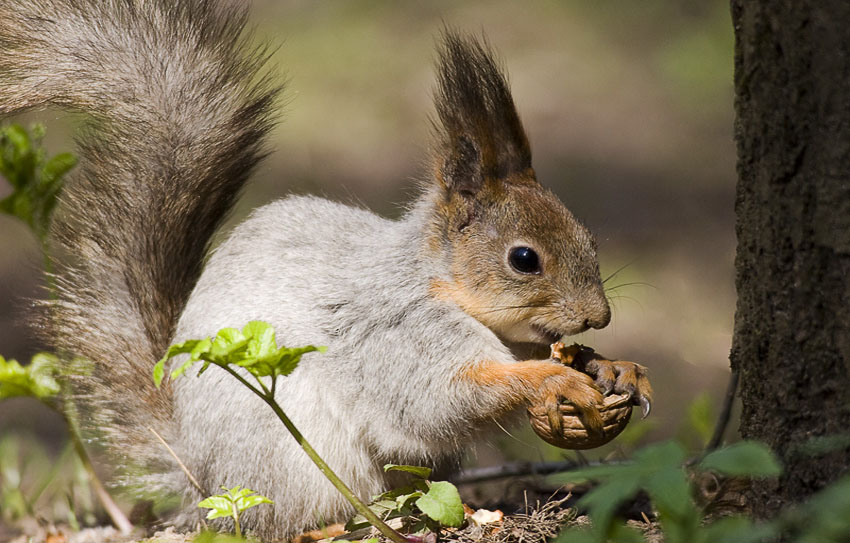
431 30 533 196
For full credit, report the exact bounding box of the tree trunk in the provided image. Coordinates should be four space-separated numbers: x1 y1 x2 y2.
730 0 850 517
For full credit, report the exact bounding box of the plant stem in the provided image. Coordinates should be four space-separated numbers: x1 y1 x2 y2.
65 414 134 534
28 442 74 509
220 366 409 543
706 370 739 452
232 500 242 538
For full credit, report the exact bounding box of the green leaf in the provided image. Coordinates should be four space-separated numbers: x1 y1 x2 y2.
371 498 399 513
578 471 642 538
190 338 214 361
198 486 272 521
644 466 693 519
384 464 433 479
152 358 166 388
783 474 850 543
0 193 31 226
608 523 645 543
632 440 687 469
793 433 850 457
699 441 782 478
229 485 254 501
415 481 463 527
212 328 245 352
239 493 274 510
5 124 31 154
0 356 36 399
373 483 422 502
196 360 213 377
238 343 324 379
41 152 77 186
26 353 61 399
198 495 234 520
396 491 424 509
0 124 74 242
36 152 76 233
154 338 211 387
244 321 276 357
0 353 60 401
344 514 370 532
170 359 196 381
701 516 778 543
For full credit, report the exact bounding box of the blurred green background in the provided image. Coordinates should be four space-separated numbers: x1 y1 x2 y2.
0 0 736 505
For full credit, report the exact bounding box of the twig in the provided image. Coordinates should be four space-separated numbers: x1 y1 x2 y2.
65 416 134 534
449 460 619 485
706 371 739 452
147 425 206 496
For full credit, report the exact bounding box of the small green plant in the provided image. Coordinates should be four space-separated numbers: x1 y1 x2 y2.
198 486 273 539
0 123 76 272
552 438 850 543
1 123 133 533
0 352 133 532
0 356 108 530
155 321 415 543
346 464 464 534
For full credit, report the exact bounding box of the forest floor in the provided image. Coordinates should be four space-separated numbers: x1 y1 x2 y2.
3 494 664 543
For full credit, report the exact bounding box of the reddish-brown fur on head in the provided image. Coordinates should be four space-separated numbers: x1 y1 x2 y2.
429 31 610 344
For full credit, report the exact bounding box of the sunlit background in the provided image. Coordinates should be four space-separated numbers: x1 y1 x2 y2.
0 0 736 516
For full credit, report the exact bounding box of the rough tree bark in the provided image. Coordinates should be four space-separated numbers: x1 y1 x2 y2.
731 0 850 517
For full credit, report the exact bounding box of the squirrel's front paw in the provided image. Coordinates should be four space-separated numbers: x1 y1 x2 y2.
583 358 653 418
537 365 605 436
550 342 652 418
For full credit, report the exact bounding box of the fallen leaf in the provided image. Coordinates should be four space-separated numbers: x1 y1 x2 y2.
469 508 504 525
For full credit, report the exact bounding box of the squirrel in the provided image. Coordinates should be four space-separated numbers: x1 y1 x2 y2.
0 0 652 540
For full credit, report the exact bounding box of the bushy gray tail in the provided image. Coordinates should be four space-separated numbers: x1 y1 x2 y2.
0 0 279 490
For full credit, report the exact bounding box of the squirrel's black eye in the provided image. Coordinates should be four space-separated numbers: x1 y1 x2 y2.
508 246 541 275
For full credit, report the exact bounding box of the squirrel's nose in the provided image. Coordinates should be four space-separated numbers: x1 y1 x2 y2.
584 306 611 330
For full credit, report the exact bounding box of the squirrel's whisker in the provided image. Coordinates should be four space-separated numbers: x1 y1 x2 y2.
601 261 635 285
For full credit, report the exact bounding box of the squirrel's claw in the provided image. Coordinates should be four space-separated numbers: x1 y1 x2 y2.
639 396 652 419
558 344 654 420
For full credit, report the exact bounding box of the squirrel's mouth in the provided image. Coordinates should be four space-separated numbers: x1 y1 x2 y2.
531 324 563 345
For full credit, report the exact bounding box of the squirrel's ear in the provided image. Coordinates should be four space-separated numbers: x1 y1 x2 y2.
431 30 533 196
